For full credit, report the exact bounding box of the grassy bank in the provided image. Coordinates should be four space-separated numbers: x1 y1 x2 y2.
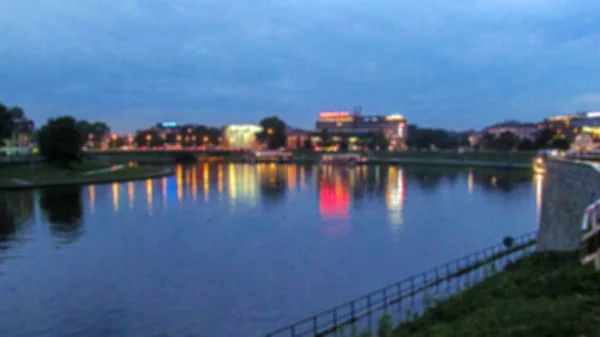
391 251 600 337
371 150 536 164
0 160 172 189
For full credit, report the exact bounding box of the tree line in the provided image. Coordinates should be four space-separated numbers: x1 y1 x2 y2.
1 103 577 169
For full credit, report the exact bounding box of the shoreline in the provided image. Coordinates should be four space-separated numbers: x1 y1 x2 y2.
100 157 534 169
0 167 174 190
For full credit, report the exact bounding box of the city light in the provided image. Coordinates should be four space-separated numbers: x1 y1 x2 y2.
385 114 405 121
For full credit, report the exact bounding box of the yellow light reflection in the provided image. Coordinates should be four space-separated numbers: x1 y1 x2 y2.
146 179 153 215
386 167 405 237
128 182 134 210
535 173 544 218
287 166 297 191
88 185 96 214
192 167 197 200
112 183 120 212
491 176 497 185
218 164 224 198
185 167 192 198
228 163 237 205
300 166 306 190
467 169 474 194
176 165 184 201
203 164 210 201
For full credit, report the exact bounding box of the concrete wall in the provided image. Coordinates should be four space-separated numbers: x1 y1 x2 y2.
538 159 600 251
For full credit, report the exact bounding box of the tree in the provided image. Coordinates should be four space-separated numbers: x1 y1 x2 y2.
77 120 110 148
481 133 497 150
38 116 84 168
303 137 313 150
0 104 12 140
517 138 534 151
256 117 287 149
534 128 555 149
134 129 163 148
7 106 24 119
496 131 519 151
108 136 126 149
339 137 349 151
39 187 83 244
319 128 332 147
550 138 570 150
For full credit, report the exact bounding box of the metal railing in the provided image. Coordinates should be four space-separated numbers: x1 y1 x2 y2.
581 200 600 270
263 231 538 337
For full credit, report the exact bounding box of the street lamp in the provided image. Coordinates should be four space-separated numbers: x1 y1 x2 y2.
267 128 274 135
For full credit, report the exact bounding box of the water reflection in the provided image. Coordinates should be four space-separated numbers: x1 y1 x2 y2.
0 164 539 337
39 187 84 244
0 191 34 244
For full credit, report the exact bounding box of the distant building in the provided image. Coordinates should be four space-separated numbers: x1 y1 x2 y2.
483 121 538 140
314 111 408 150
223 124 263 149
286 127 312 150
0 118 34 156
540 111 600 141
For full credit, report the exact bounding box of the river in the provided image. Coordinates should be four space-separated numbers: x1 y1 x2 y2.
0 163 542 337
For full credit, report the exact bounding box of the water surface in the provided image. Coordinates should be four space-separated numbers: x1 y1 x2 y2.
0 164 541 337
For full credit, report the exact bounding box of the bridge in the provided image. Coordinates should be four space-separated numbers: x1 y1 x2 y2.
83 148 251 164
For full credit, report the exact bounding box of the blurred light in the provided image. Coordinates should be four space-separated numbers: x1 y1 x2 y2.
146 179 153 215
128 182 134 209
192 167 198 200
176 165 183 201
468 169 474 194
218 164 224 198
300 166 306 190
203 164 210 201
535 173 544 218
112 183 120 212
88 185 96 214
228 163 237 207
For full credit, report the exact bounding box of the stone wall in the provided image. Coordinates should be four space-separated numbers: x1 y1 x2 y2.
538 159 600 251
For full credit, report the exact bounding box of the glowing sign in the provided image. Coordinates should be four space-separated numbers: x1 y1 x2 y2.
319 111 350 119
582 126 600 134
385 114 405 121
586 112 600 118
161 121 178 127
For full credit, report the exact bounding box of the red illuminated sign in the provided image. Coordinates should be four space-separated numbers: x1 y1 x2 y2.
319 111 350 119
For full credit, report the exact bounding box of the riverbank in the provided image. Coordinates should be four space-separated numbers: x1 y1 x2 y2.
391 251 600 337
86 150 536 169
0 161 173 190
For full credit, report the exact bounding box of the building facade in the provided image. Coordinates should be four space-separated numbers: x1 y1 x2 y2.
224 124 263 149
483 121 538 140
314 111 408 150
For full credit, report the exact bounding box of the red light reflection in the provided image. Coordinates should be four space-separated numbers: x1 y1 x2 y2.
319 171 350 236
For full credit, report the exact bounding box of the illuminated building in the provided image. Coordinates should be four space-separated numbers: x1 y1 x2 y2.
482 121 538 140
313 110 409 150
224 124 263 149
538 111 600 141
286 127 312 150
0 118 35 155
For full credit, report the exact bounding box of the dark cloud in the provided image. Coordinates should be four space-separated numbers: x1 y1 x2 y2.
1 0 600 132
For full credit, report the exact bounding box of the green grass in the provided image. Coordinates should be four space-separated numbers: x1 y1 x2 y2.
391 251 600 337
0 160 170 188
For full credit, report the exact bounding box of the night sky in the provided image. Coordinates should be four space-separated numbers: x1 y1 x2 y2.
1 0 600 133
